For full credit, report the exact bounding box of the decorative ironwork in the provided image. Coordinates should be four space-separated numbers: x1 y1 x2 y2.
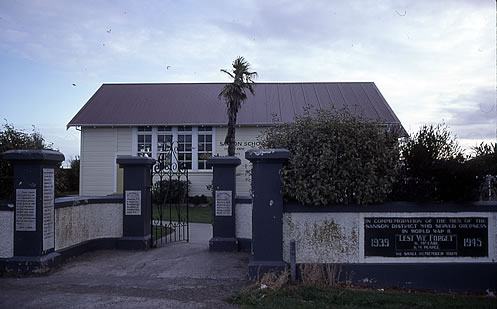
151 142 189 246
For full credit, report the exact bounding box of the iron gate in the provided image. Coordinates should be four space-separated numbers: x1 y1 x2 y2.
151 142 189 246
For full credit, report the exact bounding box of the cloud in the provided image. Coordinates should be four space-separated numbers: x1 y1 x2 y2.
0 0 494 158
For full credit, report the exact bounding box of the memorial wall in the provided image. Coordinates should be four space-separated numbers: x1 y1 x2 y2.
282 211 497 264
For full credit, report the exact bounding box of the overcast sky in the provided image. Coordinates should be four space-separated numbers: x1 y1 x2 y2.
0 0 495 163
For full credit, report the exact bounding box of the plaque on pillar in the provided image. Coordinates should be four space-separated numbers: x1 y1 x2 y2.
215 190 232 216
125 190 142 216
16 189 36 231
42 168 55 251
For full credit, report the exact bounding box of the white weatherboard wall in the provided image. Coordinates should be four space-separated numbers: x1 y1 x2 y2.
215 126 266 197
189 172 214 196
55 203 123 250
80 126 264 197
236 202 252 239
0 211 13 258
80 127 132 196
283 212 497 264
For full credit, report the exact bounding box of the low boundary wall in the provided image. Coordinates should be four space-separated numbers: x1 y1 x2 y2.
283 202 497 291
55 196 123 251
235 196 252 251
0 201 14 258
1 152 159 274
0 196 124 273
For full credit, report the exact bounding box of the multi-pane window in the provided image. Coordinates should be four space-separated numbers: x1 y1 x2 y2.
137 126 152 157
136 126 213 171
157 126 173 166
197 127 212 170
177 127 192 170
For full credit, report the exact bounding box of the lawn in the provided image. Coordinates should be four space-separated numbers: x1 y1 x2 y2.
152 204 211 224
229 285 497 309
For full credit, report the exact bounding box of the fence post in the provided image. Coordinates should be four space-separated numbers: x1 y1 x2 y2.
3 149 64 272
207 156 241 251
117 157 155 250
246 149 290 279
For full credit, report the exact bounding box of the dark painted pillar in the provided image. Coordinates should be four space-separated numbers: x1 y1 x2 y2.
117 157 155 250
246 149 290 279
3 149 64 271
207 156 241 251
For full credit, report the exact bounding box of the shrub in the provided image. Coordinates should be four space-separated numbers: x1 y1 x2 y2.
261 108 401 205
392 124 495 202
0 123 49 200
152 179 190 204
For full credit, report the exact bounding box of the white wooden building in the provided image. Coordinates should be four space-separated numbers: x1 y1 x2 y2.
67 82 404 197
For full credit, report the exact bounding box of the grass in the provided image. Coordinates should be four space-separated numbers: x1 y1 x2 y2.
229 285 497 309
152 225 172 241
152 204 211 224
56 190 79 198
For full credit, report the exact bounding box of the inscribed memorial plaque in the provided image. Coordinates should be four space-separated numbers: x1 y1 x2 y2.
125 190 142 215
364 217 488 257
43 168 55 250
16 189 36 231
215 190 232 216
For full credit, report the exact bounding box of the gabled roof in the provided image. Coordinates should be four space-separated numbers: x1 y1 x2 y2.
67 82 404 130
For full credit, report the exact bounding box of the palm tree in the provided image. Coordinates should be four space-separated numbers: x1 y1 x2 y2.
219 56 258 156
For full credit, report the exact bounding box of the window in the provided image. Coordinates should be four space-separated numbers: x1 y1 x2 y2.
137 126 152 157
197 127 212 170
157 126 173 166
177 127 192 170
135 126 214 171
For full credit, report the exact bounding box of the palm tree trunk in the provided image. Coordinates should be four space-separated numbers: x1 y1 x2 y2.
225 108 237 156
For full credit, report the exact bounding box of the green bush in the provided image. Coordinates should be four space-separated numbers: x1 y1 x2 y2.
152 179 190 204
261 108 401 205
0 123 47 201
392 123 496 202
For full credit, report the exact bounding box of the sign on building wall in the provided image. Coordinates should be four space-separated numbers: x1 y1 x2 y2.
15 189 36 231
125 190 142 215
364 217 488 258
215 190 232 216
217 140 262 158
42 168 55 250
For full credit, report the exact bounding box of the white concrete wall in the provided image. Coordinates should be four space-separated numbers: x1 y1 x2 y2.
55 203 123 251
236 202 252 239
215 126 266 196
283 212 497 264
283 213 359 264
0 211 14 258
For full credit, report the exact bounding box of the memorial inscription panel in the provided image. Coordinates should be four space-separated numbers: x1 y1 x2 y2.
16 189 36 231
125 190 142 215
215 190 232 216
42 168 55 250
364 217 488 257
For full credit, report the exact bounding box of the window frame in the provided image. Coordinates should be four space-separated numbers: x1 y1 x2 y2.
134 125 214 172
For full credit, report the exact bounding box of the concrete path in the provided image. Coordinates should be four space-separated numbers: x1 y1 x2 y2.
0 223 251 308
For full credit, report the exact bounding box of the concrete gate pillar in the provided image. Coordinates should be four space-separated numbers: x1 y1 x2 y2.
246 149 290 279
117 156 155 250
207 156 241 251
3 149 64 272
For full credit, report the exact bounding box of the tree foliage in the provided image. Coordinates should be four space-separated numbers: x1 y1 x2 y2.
393 123 496 202
0 123 49 200
0 122 76 200
219 56 257 156
262 108 401 206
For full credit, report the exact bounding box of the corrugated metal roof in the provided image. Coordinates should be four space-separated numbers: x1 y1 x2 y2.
67 82 404 130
